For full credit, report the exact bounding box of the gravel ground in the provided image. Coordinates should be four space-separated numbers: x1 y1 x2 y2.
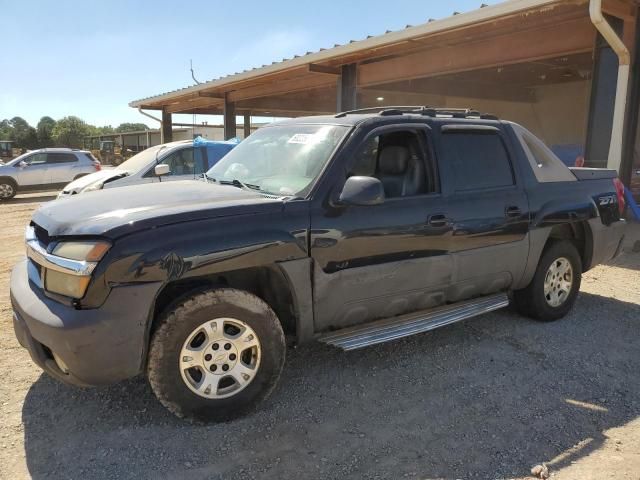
0 193 639 480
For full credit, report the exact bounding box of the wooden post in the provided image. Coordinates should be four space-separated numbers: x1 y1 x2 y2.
336 63 358 112
161 109 172 143
224 94 237 140
243 113 251 139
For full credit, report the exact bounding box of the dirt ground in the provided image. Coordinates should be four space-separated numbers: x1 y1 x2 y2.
0 194 639 480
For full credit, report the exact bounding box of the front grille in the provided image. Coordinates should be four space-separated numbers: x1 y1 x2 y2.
32 223 51 248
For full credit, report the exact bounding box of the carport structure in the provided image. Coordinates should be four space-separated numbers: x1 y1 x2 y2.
130 0 640 191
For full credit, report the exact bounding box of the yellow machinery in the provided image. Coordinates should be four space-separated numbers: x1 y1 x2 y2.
88 140 134 166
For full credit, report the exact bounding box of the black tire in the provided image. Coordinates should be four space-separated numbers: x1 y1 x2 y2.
513 240 582 321
0 178 17 200
147 288 286 422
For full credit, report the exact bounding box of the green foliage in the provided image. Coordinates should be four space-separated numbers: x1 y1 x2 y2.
36 116 56 147
52 116 92 148
9 117 38 149
0 116 148 149
115 122 149 133
0 120 11 141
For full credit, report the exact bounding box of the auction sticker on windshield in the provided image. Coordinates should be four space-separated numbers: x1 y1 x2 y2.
288 133 316 144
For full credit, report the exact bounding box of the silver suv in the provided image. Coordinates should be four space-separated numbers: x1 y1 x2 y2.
0 148 101 200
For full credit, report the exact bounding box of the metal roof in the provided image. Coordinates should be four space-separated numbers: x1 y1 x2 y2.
130 0 574 108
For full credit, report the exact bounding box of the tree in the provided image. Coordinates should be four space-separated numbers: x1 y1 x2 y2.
115 122 149 133
9 117 38 149
0 120 11 141
95 125 115 135
36 116 56 147
52 116 92 148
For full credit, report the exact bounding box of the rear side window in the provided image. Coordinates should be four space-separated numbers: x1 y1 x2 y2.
46 153 78 164
83 152 99 162
441 131 514 191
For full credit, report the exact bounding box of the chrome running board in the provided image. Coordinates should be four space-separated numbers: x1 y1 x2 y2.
319 293 509 351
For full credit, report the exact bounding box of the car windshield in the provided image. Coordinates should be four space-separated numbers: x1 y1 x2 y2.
116 144 173 172
206 124 349 196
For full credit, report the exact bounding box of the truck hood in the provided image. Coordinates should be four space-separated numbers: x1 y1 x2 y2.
33 180 283 238
61 169 128 193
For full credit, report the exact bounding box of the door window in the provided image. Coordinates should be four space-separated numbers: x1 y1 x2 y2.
159 147 206 175
348 130 436 198
440 130 514 191
23 153 47 165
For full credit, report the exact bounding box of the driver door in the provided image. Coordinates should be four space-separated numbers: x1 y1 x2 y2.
309 125 454 332
15 153 49 186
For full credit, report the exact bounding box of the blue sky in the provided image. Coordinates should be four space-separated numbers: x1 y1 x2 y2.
1 0 504 128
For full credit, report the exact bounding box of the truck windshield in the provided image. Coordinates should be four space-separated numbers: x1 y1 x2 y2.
206 124 349 196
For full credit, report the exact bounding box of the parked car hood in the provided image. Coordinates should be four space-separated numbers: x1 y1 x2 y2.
61 169 128 193
33 180 283 238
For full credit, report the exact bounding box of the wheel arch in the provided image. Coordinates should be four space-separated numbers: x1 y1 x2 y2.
147 261 312 352
0 176 18 188
517 220 593 289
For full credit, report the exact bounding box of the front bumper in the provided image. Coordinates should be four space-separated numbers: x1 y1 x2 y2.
11 259 162 386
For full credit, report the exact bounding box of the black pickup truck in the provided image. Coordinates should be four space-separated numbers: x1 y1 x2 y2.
11 107 627 421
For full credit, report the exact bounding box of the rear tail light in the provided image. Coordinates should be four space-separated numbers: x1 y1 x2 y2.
613 178 626 215
93 161 101 171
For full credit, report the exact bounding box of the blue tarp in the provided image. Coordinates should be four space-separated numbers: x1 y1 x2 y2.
625 186 640 220
192 136 239 165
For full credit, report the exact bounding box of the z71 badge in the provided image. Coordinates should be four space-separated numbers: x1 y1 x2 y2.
598 195 617 206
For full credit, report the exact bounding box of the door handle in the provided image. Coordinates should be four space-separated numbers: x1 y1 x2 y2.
505 206 522 218
428 213 450 227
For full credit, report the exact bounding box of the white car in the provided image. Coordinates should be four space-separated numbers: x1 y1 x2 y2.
0 148 101 200
58 139 237 197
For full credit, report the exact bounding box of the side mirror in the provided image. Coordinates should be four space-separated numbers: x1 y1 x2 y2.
338 176 385 206
18 161 28 168
154 164 170 176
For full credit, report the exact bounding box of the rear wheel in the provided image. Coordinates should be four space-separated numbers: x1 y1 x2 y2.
0 179 17 200
514 240 582 321
147 288 286 422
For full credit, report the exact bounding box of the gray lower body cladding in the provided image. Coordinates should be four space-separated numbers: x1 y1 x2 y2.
10 259 162 386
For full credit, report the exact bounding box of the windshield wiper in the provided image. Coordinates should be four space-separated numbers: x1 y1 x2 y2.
218 178 262 191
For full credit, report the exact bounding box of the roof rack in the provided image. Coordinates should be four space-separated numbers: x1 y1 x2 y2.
334 106 498 120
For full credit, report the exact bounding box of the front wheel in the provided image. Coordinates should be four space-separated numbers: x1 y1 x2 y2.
513 240 582 321
147 288 286 422
0 180 17 200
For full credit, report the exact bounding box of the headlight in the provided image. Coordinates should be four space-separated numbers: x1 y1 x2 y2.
43 240 110 299
82 181 104 193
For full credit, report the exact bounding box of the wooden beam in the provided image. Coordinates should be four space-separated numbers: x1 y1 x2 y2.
337 63 358 111
165 96 223 113
198 91 225 98
224 94 236 140
602 0 636 21
237 91 335 113
308 63 341 75
361 80 536 103
243 113 251 139
227 74 335 102
161 109 172 143
358 17 595 87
